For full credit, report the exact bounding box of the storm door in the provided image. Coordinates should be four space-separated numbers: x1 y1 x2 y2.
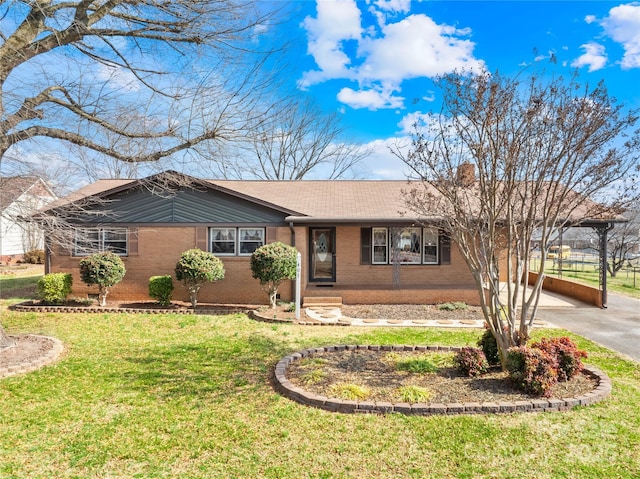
310 227 336 282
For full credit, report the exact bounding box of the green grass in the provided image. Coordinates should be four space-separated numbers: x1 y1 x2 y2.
1 279 639 477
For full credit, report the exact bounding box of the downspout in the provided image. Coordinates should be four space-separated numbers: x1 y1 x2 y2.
289 222 296 300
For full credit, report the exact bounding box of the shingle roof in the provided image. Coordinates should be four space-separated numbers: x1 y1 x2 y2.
0 176 52 211
44 171 625 224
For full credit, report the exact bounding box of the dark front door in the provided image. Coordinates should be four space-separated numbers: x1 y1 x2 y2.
310 227 335 282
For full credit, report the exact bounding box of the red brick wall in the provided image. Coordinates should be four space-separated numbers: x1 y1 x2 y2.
49 224 482 305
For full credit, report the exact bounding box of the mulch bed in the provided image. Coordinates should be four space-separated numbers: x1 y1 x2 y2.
286 348 597 404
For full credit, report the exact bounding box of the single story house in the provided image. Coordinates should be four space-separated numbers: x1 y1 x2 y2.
41 170 495 306
1 176 57 263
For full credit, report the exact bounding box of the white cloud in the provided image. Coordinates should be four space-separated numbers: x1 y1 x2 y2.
337 86 404 110
359 137 412 179
600 3 640 69
373 0 412 14
301 2 484 110
571 42 608 71
585 15 597 24
299 0 362 87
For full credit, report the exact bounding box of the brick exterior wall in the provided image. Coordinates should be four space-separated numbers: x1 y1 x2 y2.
49 224 485 306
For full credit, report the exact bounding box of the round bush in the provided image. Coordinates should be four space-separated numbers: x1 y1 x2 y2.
250 242 297 308
79 252 126 306
148 275 174 306
37 273 72 305
453 347 489 377
175 249 224 308
506 346 558 397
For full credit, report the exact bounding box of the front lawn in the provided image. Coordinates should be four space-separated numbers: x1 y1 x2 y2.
0 270 640 479
1 303 639 479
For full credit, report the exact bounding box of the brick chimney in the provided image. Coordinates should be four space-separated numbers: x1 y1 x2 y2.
456 162 475 187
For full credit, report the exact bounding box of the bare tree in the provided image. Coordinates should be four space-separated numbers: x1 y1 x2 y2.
398 70 639 368
215 98 369 180
0 1 282 165
607 205 640 277
0 0 284 347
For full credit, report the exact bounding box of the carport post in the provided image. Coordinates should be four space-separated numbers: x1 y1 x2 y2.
598 223 614 309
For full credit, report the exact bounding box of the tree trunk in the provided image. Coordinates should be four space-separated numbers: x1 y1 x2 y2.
99 286 108 307
270 289 277 309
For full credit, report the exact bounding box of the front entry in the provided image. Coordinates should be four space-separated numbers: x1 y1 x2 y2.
310 227 335 282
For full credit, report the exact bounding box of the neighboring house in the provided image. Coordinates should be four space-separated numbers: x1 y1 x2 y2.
0 176 57 263
41 171 491 306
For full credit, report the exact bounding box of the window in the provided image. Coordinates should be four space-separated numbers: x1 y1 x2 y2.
210 228 236 255
391 227 421 264
210 227 265 256
74 228 128 256
239 228 264 255
363 226 445 265
423 228 439 264
372 228 388 264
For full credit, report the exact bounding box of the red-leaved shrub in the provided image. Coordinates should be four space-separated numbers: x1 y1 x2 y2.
506 346 558 397
531 337 587 381
454 347 489 377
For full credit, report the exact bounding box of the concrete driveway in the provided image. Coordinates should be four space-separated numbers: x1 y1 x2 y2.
535 291 640 362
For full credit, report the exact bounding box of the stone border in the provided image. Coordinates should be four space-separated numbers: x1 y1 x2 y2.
273 344 611 415
9 302 249 316
0 335 65 379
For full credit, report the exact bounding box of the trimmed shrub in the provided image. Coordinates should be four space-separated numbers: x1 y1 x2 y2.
23 249 45 264
79 252 126 306
148 275 174 306
506 346 558 397
531 337 588 381
175 249 225 308
478 328 501 366
250 242 297 308
453 347 489 377
37 273 72 305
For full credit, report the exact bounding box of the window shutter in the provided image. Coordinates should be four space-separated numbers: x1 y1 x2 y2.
128 228 139 256
196 227 208 250
266 227 277 243
360 227 372 265
439 231 451 265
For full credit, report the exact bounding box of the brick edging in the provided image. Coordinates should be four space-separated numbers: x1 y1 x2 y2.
8 302 249 316
0 335 65 379
273 344 611 415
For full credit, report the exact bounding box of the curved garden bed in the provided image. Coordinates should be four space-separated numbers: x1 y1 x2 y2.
274 344 611 415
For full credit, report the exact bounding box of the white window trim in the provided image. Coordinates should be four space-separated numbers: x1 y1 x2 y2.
370 227 440 265
74 227 128 256
422 227 439 264
372 227 388 264
210 227 266 257
238 228 265 256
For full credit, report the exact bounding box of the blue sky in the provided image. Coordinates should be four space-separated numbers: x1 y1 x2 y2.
272 1 640 179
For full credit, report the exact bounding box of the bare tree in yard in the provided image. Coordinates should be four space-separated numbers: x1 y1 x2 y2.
210 98 369 180
607 205 640 277
398 70 639 368
0 0 282 347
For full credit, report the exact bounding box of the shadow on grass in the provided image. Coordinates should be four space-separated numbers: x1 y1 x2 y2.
114 334 290 400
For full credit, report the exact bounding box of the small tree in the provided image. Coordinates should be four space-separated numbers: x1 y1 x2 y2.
250 242 297 308
79 252 126 306
175 249 225 308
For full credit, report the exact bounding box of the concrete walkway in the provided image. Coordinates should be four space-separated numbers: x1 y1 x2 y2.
536 293 640 362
